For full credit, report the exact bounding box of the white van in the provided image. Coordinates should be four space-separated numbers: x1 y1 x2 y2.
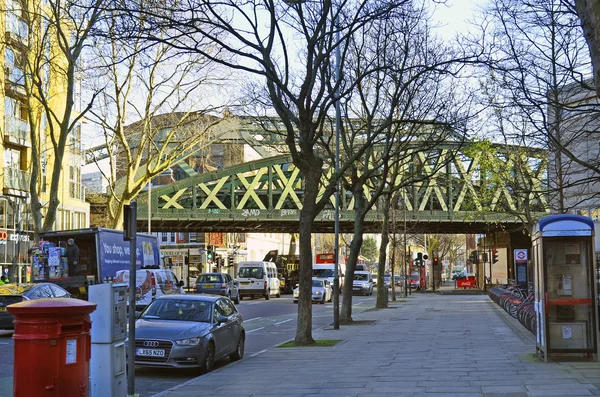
312 263 346 290
236 261 280 300
115 267 185 311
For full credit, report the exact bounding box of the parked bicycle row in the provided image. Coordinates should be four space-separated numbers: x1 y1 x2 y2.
489 284 536 334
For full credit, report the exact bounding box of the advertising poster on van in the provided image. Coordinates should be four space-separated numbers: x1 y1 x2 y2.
98 232 160 280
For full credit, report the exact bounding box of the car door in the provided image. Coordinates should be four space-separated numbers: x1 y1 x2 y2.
213 299 235 358
226 274 238 299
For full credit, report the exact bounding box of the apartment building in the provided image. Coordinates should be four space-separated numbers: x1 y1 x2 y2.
1 0 89 281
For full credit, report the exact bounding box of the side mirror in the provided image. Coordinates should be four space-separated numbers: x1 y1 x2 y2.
217 314 228 324
234 280 240 286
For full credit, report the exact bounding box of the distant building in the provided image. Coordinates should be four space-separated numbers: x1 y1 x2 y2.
547 81 600 219
82 171 108 194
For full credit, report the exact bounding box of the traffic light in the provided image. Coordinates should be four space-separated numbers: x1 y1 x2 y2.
415 252 423 267
433 257 439 266
482 252 489 263
228 254 234 266
470 250 478 264
206 245 214 261
492 248 498 264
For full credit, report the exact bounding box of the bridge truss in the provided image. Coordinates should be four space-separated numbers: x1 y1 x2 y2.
137 143 549 234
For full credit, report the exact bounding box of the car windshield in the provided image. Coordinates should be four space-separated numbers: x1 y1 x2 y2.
410 274 419 280
312 280 324 287
140 299 212 323
238 267 264 279
354 274 369 281
197 274 222 283
313 269 334 277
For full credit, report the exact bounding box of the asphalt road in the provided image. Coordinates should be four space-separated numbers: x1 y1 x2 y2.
0 290 380 397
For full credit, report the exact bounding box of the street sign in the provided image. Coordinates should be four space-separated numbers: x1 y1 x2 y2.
514 249 528 262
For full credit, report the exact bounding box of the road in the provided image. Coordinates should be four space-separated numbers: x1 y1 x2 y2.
0 290 380 397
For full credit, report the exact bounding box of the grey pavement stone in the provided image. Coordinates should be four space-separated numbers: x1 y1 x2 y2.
151 289 600 397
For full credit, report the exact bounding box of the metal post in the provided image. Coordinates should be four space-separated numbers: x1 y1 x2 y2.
147 182 151 234
126 202 138 397
333 22 341 331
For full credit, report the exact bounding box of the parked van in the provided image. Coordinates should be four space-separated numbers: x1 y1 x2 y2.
236 261 280 300
312 263 346 290
115 266 185 311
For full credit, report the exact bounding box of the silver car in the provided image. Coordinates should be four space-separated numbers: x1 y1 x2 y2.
293 279 332 304
134 294 245 373
194 273 240 304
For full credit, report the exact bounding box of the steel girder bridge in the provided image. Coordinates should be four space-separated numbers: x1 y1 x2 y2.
136 143 549 234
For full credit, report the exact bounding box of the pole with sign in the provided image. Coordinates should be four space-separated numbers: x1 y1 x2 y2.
514 249 528 284
124 202 138 397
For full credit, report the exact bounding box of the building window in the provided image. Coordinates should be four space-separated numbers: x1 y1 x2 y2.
69 165 82 200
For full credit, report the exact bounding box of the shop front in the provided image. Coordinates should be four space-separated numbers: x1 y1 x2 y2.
0 228 34 284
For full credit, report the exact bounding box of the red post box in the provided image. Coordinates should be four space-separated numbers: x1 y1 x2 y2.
7 298 97 397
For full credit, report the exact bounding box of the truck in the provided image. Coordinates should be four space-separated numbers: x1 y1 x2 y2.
30 228 161 299
312 253 346 290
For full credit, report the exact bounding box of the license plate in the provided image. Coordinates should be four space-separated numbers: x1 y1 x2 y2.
203 284 214 289
136 348 165 357
0 307 5 312
241 282 250 285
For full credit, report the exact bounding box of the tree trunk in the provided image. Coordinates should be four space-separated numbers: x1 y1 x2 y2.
340 196 366 322
41 134 69 232
575 0 600 97
294 163 321 346
376 196 391 308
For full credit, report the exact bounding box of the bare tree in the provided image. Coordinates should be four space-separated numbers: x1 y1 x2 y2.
480 0 599 218
574 0 600 96
107 0 417 344
336 3 476 315
9 0 105 233
87 22 236 228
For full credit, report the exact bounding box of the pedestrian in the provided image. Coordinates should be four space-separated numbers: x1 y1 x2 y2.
0 275 8 285
67 238 80 275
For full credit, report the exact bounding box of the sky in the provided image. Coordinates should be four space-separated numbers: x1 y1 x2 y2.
82 0 478 175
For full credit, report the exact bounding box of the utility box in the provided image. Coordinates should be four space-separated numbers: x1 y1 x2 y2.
8 298 97 397
532 214 598 362
89 283 128 397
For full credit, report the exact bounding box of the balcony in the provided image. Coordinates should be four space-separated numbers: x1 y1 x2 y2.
5 14 28 47
3 167 30 197
4 66 25 97
4 116 30 147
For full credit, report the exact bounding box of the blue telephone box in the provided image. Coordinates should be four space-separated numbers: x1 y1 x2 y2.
532 214 598 362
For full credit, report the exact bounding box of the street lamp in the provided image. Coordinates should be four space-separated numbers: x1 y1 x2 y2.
333 12 342 331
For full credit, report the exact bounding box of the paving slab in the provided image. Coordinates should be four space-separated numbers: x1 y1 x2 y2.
151 287 600 397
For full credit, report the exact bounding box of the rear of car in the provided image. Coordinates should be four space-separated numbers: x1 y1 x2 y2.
195 273 240 303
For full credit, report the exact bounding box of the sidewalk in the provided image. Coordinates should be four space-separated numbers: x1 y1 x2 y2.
152 288 600 397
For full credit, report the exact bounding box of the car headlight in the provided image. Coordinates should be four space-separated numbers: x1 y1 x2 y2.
175 338 201 346
314 291 321 295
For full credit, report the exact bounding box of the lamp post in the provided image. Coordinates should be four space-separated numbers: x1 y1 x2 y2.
333 14 341 331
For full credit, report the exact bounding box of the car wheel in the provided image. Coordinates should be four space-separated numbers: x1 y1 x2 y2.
265 291 270 300
200 342 215 374
238 294 243 301
293 300 298 304
229 333 245 361
276 291 281 298
233 292 240 304
320 297 325 304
